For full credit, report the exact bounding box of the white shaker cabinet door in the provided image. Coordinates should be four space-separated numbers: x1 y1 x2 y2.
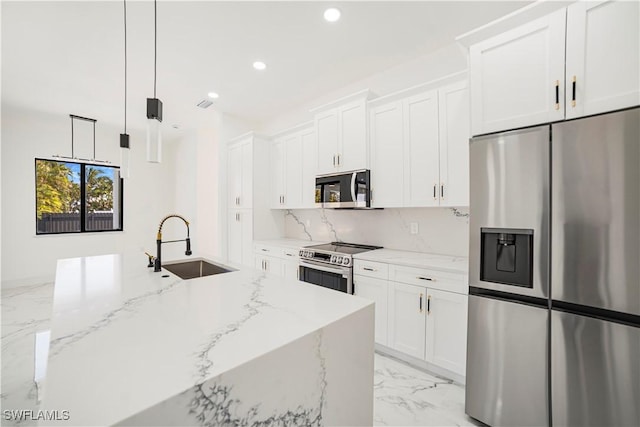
404 90 440 207
469 8 566 135
338 99 368 172
227 210 243 265
240 141 253 209
425 288 468 376
240 210 254 267
369 101 404 207
316 110 339 175
282 260 300 281
284 135 303 208
228 144 242 208
388 281 426 359
300 128 318 208
565 0 640 119
438 81 470 207
354 275 390 346
270 140 285 209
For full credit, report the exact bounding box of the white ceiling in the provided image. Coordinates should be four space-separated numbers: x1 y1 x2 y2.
2 1 530 136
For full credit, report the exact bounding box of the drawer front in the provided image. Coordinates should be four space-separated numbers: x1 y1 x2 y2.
353 260 389 280
389 264 467 295
254 244 278 256
281 247 300 261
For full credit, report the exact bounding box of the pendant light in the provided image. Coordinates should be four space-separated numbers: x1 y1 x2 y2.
120 0 131 178
146 0 162 163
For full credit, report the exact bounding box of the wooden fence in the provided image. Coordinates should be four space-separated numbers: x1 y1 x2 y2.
37 212 114 233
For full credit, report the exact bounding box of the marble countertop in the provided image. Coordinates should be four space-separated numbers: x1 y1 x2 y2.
353 249 468 275
40 253 372 426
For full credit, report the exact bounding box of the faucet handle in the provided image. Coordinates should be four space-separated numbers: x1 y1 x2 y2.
144 252 155 268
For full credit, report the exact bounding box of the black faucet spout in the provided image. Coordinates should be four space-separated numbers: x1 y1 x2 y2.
154 214 192 272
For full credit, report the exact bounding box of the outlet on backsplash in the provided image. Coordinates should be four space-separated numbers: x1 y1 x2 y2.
410 223 419 235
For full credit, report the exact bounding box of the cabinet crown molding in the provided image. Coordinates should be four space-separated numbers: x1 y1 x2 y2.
368 71 468 107
455 0 570 48
227 131 270 145
309 89 374 113
269 121 314 139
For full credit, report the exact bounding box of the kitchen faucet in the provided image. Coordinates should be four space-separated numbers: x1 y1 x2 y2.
153 214 192 272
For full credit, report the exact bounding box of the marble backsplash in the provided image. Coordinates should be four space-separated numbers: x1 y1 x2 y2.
285 207 470 257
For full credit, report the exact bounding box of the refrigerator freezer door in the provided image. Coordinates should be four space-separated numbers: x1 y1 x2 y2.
552 310 640 426
466 295 549 426
469 125 550 299
551 108 640 316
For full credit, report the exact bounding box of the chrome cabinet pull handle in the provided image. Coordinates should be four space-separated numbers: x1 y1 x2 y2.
427 295 431 315
554 80 560 110
571 76 577 107
433 184 437 200
419 293 423 313
441 184 444 199
416 276 434 281
333 155 336 166
337 154 340 166
363 267 376 272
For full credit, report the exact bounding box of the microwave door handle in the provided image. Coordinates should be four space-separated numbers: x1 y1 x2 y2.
350 172 357 203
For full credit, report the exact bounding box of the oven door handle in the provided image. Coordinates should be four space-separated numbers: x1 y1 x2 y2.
350 172 357 203
300 260 349 276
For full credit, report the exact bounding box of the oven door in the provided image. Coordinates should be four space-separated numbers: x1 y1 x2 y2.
299 259 353 294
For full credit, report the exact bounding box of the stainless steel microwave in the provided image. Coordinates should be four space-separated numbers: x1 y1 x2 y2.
315 170 371 208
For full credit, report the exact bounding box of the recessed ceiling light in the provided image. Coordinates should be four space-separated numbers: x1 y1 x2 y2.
207 92 219 99
324 8 341 22
253 61 267 71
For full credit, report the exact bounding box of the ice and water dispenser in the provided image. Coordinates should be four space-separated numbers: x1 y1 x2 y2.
480 228 534 288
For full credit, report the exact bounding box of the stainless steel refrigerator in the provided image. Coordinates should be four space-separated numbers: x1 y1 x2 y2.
466 108 640 427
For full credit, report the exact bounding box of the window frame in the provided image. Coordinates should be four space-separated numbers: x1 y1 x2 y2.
34 158 124 235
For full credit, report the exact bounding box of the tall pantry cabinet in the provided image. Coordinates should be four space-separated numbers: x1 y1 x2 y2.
227 133 283 266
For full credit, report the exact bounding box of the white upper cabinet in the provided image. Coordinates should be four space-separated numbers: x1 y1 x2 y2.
228 138 253 209
469 9 566 135
438 81 470 207
370 101 404 207
313 91 370 175
565 0 640 119
270 123 316 209
368 76 469 208
404 90 440 207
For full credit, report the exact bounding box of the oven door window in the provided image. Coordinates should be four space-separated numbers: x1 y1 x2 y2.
299 266 348 293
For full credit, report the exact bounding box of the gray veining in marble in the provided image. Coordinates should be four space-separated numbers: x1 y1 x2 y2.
285 210 313 241
450 208 470 220
194 274 272 382
319 208 341 242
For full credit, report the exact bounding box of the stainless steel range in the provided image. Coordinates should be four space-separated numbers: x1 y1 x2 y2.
298 242 382 294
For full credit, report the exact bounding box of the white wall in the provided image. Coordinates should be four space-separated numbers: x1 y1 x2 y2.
1 106 179 285
259 43 467 134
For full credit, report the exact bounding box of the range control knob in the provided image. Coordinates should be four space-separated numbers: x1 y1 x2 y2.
337 256 343 264
343 258 350 266
330 255 337 264
299 250 304 257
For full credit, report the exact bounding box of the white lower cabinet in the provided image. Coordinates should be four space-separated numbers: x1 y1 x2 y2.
228 209 253 266
355 259 468 378
354 275 389 346
254 244 300 279
255 254 282 275
425 288 468 376
388 281 427 359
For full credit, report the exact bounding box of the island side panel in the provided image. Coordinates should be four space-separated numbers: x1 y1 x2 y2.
115 304 374 426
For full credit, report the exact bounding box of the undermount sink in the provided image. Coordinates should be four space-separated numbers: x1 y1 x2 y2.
162 259 233 280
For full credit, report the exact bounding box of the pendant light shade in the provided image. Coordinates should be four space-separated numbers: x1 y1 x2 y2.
120 133 131 179
146 0 162 164
146 97 162 163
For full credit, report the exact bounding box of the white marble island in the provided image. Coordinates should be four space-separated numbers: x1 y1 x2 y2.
40 254 374 426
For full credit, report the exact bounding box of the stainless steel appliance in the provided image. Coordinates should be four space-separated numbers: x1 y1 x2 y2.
298 242 382 294
315 170 371 208
466 108 640 427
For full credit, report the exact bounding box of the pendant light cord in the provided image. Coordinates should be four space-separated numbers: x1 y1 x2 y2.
154 0 157 99
123 0 127 133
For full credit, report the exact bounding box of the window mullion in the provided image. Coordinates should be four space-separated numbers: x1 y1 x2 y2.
80 164 86 232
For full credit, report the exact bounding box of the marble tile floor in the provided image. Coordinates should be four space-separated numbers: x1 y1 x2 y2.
1 282 480 427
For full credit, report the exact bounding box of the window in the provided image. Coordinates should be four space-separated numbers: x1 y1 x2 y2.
35 159 123 234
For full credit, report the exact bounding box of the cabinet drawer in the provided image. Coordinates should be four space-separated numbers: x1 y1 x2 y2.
281 247 300 261
254 244 278 256
389 264 467 295
353 260 388 280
